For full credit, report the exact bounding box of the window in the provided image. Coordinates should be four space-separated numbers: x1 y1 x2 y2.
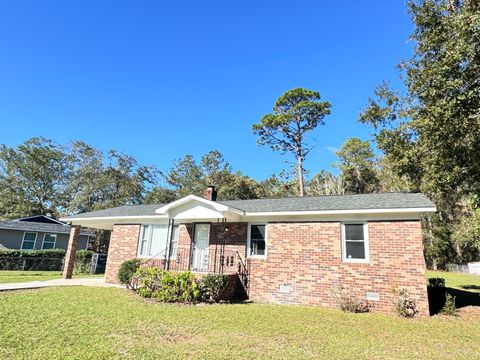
169 225 179 258
342 223 369 262
248 224 267 258
137 224 177 258
42 234 57 250
21 232 37 250
139 226 150 256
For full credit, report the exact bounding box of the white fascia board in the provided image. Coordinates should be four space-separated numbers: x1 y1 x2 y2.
243 207 436 217
59 215 168 223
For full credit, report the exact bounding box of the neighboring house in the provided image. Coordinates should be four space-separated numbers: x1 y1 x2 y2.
0 215 93 251
61 187 436 315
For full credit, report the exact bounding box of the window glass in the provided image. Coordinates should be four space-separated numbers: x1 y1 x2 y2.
343 224 367 261
250 224 266 256
42 234 56 249
345 241 365 259
138 226 149 256
149 225 168 257
345 224 364 240
21 232 36 250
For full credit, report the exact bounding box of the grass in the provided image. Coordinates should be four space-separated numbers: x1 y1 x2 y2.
0 271 104 284
0 286 479 359
426 270 480 292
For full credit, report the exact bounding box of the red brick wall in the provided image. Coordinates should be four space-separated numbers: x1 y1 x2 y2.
105 224 140 283
248 221 429 316
104 220 428 315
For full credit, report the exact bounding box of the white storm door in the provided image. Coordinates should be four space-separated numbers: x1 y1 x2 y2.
191 224 210 271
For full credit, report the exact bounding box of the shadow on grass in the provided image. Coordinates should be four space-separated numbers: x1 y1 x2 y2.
428 287 480 315
461 285 480 291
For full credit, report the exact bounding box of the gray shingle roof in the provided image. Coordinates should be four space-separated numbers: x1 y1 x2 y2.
0 220 95 236
219 193 434 212
63 204 166 219
62 193 434 219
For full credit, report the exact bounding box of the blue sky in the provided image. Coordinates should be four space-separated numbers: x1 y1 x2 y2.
0 1 413 182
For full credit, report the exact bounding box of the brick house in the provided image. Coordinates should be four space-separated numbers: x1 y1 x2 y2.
61 188 436 315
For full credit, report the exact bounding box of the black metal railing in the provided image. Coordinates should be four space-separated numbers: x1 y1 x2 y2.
236 251 250 293
139 247 248 276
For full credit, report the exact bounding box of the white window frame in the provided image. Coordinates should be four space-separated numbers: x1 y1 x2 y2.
137 224 177 259
138 225 151 257
247 223 268 259
41 233 57 250
341 222 370 263
21 232 37 251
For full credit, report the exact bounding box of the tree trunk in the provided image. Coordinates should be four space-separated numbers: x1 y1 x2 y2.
297 155 305 197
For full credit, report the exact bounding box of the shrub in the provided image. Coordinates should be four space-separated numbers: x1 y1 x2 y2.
117 258 141 290
394 288 418 318
332 286 371 313
199 274 229 303
440 293 457 316
153 271 200 303
133 267 201 303
0 249 66 271
134 267 163 298
427 277 446 288
74 250 95 275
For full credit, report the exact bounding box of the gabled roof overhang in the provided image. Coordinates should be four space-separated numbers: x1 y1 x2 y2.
155 195 244 222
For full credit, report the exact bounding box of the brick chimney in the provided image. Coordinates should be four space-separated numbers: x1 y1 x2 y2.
203 185 217 201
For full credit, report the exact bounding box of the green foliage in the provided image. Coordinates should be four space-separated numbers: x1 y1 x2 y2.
0 249 66 271
308 170 344 196
166 150 259 201
0 137 69 219
253 88 331 196
440 293 457 316
427 277 446 288
134 268 201 303
360 0 480 214
117 259 141 290
452 207 480 262
199 273 229 303
360 0 480 265
393 287 419 318
0 249 66 259
334 138 379 194
73 250 95 275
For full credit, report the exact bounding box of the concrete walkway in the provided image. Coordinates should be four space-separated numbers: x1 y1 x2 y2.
0 277 123 291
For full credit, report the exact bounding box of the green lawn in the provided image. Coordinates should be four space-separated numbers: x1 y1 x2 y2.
426 270 480 292
0 271 103 284
0 286 479 359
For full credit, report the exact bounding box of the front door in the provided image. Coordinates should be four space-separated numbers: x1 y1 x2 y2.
191 223 210 272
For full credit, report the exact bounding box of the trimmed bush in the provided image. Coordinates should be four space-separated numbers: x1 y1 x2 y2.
74 250 95 275
199 274 229 303
427 277 445 288
118 258 141 290
0 249 66 271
